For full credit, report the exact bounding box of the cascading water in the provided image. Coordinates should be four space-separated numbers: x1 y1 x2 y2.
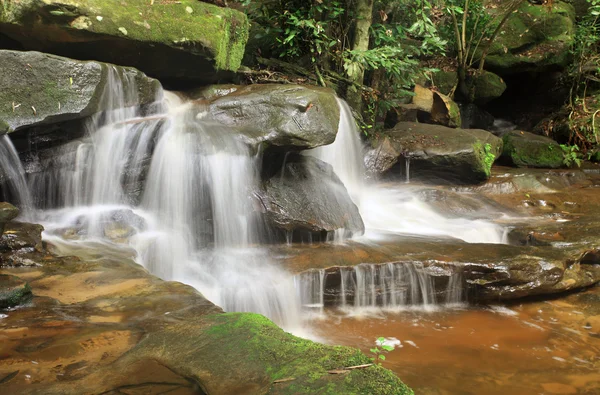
0 134 33 218
310 99 507 244
23 69 304 332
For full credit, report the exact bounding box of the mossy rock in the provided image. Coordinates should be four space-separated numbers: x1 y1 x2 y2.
0 50 161 132
376 122 503 184
0 275 32 309
483 1 576 74
0 0 249 83
0 119 11 135
502 130 563 168
128 312 413 395
431 70 506 105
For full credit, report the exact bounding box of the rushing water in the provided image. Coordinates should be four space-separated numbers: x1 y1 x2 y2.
0 73 509 335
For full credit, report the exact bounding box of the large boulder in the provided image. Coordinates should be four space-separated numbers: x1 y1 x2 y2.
483 1 576 74
208 84 341 152
501 130 563 168
431 70 506 105
258 155 364 239
367 122 502 184
0 50 161 133
0 0 249 83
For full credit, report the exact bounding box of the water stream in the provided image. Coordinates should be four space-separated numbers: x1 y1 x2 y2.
1 74 507 335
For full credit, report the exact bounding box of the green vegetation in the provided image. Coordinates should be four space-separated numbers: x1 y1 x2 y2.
370 337 396 363
561 144 583 167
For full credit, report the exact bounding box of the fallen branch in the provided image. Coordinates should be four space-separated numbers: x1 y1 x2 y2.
273 377 296 383
328 363 373 374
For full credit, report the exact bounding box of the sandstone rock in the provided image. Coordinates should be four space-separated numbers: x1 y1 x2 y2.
0 0 249 83
208 84 340 151
258 155 364 239
0 275 32 309
0 202 19 234
0 50 161 133
368 122 503 184
501 130 563 168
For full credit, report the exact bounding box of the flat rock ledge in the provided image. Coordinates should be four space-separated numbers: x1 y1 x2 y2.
0 221 412 395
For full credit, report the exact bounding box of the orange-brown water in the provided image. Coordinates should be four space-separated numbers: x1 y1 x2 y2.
313 288 600 394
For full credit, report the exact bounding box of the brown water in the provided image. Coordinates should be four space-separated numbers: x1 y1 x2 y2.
313 287 600 394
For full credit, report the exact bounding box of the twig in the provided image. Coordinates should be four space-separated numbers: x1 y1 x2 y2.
328 363 374 374
273 378 296 384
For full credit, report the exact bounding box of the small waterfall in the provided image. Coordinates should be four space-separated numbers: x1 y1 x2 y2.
311 98 507 245
296 263 465 312
0 134 33 217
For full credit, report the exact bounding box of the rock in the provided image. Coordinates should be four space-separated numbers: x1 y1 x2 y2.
0 221 44 254
0 220 411 395
460 103 495 130
0 0 249 83
364 138 401 178
0 202 19 234
258 155 364 239
483 1 576 74
431 70 506 105
208 84 341 151
0 275 32 309
371 122 503 184
0 119 11 135
501 130 563 168
412 85 461 128
0 50 161 133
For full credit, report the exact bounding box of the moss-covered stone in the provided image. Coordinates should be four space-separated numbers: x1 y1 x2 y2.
0 119 11 135
0 50 161 132
371 122 502 184
0 0 249 83
502 130 563 168
431 70 506 105
483 1 576 74
0 275 32 309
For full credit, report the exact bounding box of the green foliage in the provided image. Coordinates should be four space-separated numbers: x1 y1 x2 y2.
370 337 396 365
560 144 583 167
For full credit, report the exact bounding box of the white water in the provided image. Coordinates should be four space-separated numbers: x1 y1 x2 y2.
0 76 506 327
0 135 33 218
311 99 507 244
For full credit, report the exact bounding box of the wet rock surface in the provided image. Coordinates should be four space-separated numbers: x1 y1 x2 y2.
282 167 600 303
367 122 502 184
208 84 341 152
0 50 161 133
259 155 364 239
0 220 410 395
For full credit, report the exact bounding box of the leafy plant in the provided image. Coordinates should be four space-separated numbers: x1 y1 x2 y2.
560 144 583 167
483 143 495 170
370 337 395 365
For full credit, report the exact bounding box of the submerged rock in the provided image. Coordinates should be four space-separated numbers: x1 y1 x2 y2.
0 274 32 309
208 84 341 152
0 219 411 395
501 130 563 168
258 155 364 239
0 50 161 133
0 0 249 83
368 122 503 184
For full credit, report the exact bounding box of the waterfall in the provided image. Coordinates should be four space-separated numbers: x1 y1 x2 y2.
0 134 33 218
311 98 507 245
25 71 304 332
296 262 465 312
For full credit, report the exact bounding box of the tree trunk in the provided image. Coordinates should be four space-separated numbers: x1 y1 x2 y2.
347 0 374 110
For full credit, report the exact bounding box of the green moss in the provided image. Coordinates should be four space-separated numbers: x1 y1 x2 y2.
502 131 563 168
0 119 10 134
0 280 32 309
203 312 413 395
473 141 495 178
483 1 576 72
1 0 250 72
